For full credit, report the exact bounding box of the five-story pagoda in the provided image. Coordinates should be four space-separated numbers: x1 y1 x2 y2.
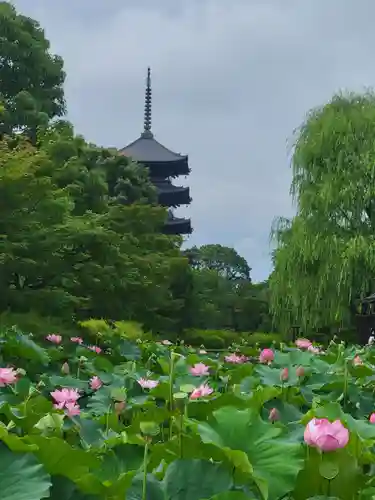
119 68 192 235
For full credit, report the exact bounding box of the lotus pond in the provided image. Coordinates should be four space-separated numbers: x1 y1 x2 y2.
1 329 375 499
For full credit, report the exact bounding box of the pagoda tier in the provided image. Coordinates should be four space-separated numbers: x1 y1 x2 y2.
152 179 191 207
119 132 190 178
119 67 192 235
164 212 192 235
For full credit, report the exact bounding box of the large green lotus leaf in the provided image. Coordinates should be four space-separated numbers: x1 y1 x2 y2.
196 406 304 500
48 375 89 390
208 493 255 500
79 418 105 448
4 332 50 365
254 364 299 387
86 385 113 415
96 444 144 482
0 443 51 500
164 459 232 500
0 422 38 452
4 395 52 432
288 349 316 366
294 447 360 500
249 386 281 410
126 473 165 500
26 436 100 483
50 476 100 499
117 339 141 360
345 414 375 440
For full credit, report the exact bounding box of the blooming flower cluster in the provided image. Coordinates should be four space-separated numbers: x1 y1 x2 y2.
224 353 248 364
51 388 81 417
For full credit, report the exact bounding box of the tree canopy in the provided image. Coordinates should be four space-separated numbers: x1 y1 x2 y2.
0 2 66 138
184 244 271 332
270 92 375 332
0 131 188 332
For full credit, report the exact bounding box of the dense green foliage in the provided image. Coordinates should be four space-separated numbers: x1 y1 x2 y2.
0 329 373 499
185 245 272 332
271 92 375 334
0 2 65 138
0 2 271 340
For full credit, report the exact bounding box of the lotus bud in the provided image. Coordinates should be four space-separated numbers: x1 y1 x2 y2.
296 366 305 378
280 367 289 382
115 401 126 415
61 362 70 375
269 408 280 422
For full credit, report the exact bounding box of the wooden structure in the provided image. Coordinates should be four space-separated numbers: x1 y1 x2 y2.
119 68 192 235
355 293 375 344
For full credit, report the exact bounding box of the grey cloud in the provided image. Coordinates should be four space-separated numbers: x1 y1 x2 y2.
11 0 375 280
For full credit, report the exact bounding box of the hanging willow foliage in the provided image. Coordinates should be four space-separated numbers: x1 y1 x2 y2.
271 91 375 332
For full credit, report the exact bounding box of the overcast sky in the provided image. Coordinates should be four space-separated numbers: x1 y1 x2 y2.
11 0 375 281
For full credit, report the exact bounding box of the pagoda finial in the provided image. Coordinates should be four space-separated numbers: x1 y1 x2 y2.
142 67 153 138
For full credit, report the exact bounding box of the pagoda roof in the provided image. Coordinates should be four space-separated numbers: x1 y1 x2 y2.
119 132 187 164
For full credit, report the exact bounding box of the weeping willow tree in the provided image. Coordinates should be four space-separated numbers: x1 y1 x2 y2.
270 91 375 332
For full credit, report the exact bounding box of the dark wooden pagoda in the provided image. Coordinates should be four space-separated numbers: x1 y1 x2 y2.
119 68 192 235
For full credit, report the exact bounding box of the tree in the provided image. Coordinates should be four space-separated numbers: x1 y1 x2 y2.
184 244 271 331
185 244 251 281
0 135 188 331
0 2 66 138
270 92 375 332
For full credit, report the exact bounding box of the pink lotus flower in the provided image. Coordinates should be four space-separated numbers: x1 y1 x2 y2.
190 383 213 400
304 418 349 452
269 407 280 422
88 345 102 354
51 388 81 417
0 367 18 386
71 337 83 344
308 345 320 354
224 353 248 364
46 334 62 344
90 376 103 391
353 355 362 366
259 348 274 364
65 402 80 417
138 378 159 389
189 363 210 376
370 413 375 424
51 388 80 406
295 338 312 350
161 340 172 346
280 367 289 381
296 366 305 378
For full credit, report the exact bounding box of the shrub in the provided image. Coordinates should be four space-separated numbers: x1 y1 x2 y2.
183 328 282 349
78 319 152 343
245 331 283 347
0 311 78 339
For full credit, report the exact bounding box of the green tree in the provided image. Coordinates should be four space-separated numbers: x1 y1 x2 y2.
270 92 375 332
185 244 251 281
184 245 271 331
0 2 65 138
0 136 188 331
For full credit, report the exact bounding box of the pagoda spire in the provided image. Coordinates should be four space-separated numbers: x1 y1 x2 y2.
142 67 153 138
